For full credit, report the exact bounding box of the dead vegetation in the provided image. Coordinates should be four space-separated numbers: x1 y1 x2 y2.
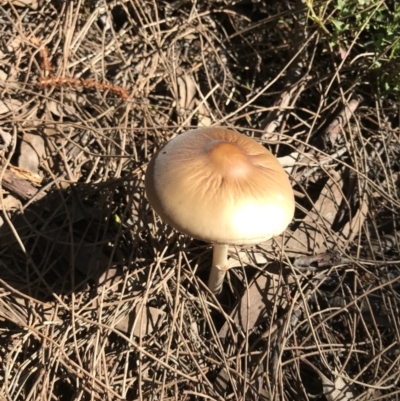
0 0 399 400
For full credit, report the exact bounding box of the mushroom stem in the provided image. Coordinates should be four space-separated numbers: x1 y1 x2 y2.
208 243 229 294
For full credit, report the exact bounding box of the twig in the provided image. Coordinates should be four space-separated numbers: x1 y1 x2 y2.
1 168 46 202
312 95 364 149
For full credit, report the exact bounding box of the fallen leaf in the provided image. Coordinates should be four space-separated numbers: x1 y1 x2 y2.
340 191 368 244
219 264 291 338
0 128 12 148
18 133 45 175
278 152 301 167
177 74 197 122
115 304 166 338
42 94 81 124
196 99 212 127
0 68 20 90
0 194 21 211
227 250 268 269
0 99 22 115
46 96 77 117
310 364 355 401
278 171 344 256
0 69 8 82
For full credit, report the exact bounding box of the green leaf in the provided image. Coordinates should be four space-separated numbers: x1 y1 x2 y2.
337 0 346 11
332 19 344 31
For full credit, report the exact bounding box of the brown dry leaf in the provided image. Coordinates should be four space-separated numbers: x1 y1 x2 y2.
18 133 45 175
322 375 355 401
43 126 58 136
300 359 356 400
219 264 290 338
340 191 368 244
0 194 21 211
320 96 362 148
96 268 121 293
95 270 166 338
0 68 20 90
0 69 7 82
278 152 301 168
177 74 197 121
0 98 22 115
284 171 344 255
114 304 166 339
196 99 213 127
312 367 355 401
73 244 110 277
46 95 78 117
227 250 268 268
0 128 12 148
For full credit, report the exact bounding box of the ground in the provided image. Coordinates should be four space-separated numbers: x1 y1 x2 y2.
0 0 399 400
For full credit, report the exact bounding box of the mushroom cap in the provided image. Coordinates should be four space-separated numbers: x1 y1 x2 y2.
145 127 295 245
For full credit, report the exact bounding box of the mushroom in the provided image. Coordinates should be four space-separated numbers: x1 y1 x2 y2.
145 127 295 294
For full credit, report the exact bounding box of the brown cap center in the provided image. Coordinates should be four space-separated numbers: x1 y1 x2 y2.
208 142 249 176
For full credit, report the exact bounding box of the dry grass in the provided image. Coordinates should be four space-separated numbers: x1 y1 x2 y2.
0 1 399 400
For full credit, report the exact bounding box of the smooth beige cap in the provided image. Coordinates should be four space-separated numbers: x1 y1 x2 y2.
145 128 295 245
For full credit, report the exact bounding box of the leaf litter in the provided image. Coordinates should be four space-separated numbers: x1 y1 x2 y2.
0 1 400 400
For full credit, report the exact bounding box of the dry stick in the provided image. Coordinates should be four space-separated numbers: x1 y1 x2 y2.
312 94 364 149
1 168 46 201
301 146 348 180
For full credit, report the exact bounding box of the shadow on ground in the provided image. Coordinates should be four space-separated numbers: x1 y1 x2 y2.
0 178 148 302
